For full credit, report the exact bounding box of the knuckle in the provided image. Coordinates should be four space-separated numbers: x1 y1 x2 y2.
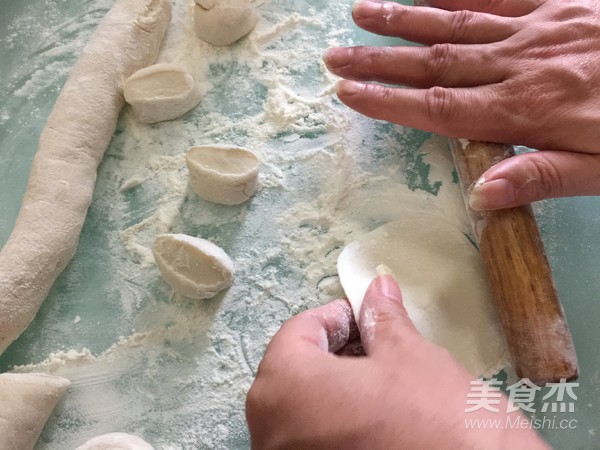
254 346 283 378
254 355 271 377
373 307 401 328
426 43 454 84
372 305 414 343
525 156 564 200
364 47 391 76
448 10 474 43
549 2 593 21
367 83 396 107
482 0 506 12
500 78 551 132
245 382 262 412
425 86 454 124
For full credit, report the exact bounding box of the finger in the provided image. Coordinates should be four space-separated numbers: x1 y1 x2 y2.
352 1 519 44
469 151 600 210
359 269 420 356
423 0 543 17
324 44 504 88
264 299 357 359
335 80 505 140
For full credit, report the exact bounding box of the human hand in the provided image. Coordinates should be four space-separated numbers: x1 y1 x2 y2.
323 0 600 209
245 274 548 449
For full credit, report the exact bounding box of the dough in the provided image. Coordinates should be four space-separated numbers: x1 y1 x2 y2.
0 0 171 355
186 145 259 205
0 373 70 450
193 0 258 46
75 432 154 450
124 63 202 124
337 216 508 377
153 234 235 299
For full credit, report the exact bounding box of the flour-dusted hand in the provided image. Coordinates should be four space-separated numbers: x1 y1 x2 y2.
323 0 600 209
246 275 548 450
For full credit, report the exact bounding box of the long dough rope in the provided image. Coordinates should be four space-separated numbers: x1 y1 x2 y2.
0 0 171 355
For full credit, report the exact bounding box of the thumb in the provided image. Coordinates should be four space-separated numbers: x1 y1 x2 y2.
469 150 600 210
359 266 420 356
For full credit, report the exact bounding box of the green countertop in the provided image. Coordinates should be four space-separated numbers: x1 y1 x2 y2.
1 0 599 448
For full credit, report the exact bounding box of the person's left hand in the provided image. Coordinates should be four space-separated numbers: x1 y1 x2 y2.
322 0 600 209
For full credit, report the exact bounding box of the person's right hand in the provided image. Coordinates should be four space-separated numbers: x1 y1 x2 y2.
246 274 548 449
323 0 600 209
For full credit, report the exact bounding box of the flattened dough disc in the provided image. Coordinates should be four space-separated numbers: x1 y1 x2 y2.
337 216 508 377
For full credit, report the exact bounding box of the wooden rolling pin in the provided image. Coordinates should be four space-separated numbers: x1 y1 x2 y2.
449 139 578 385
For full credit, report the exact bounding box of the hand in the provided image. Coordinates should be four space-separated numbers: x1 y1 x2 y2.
323 0 600 209
245 275 548 449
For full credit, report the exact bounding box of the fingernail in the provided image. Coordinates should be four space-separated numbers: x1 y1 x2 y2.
353 0 387 19
469 177 514 210
376 263 392 277
336 80 364 96
374 271 402 301
321 47 334 65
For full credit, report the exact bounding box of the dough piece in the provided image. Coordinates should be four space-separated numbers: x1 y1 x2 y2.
0 0 171 355
153 234 235 299
75 432 154 450
193 0 258 46
0 373 70 450
124 63 202 124
337 216 508 377
186 145 259 205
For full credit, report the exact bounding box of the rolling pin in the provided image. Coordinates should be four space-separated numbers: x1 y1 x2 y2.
449 139 579 385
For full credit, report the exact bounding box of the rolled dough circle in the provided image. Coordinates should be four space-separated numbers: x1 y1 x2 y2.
337 216 508 377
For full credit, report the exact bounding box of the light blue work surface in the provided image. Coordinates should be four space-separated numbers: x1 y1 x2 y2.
0 0 599 448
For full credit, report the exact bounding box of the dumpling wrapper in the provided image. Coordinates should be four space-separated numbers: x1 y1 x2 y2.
75 432 154 450
337 216 508 377
0 373 70 450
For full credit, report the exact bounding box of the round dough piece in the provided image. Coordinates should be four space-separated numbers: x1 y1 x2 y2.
124 63 202 124
75 432 154 450
0 373 70 450
186 145 259 205
152 234 235 299
193 0 258 46
337 216 508 377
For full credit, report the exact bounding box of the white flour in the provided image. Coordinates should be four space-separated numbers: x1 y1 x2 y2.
4 0 506 448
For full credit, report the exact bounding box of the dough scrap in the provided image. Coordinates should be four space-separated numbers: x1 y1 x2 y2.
0 0 171 355
75 432 154 450
153 234 235 299
124 63 202 124
193 0 258 46
0 373 70 450
186 145 259 205
337 216 508 377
